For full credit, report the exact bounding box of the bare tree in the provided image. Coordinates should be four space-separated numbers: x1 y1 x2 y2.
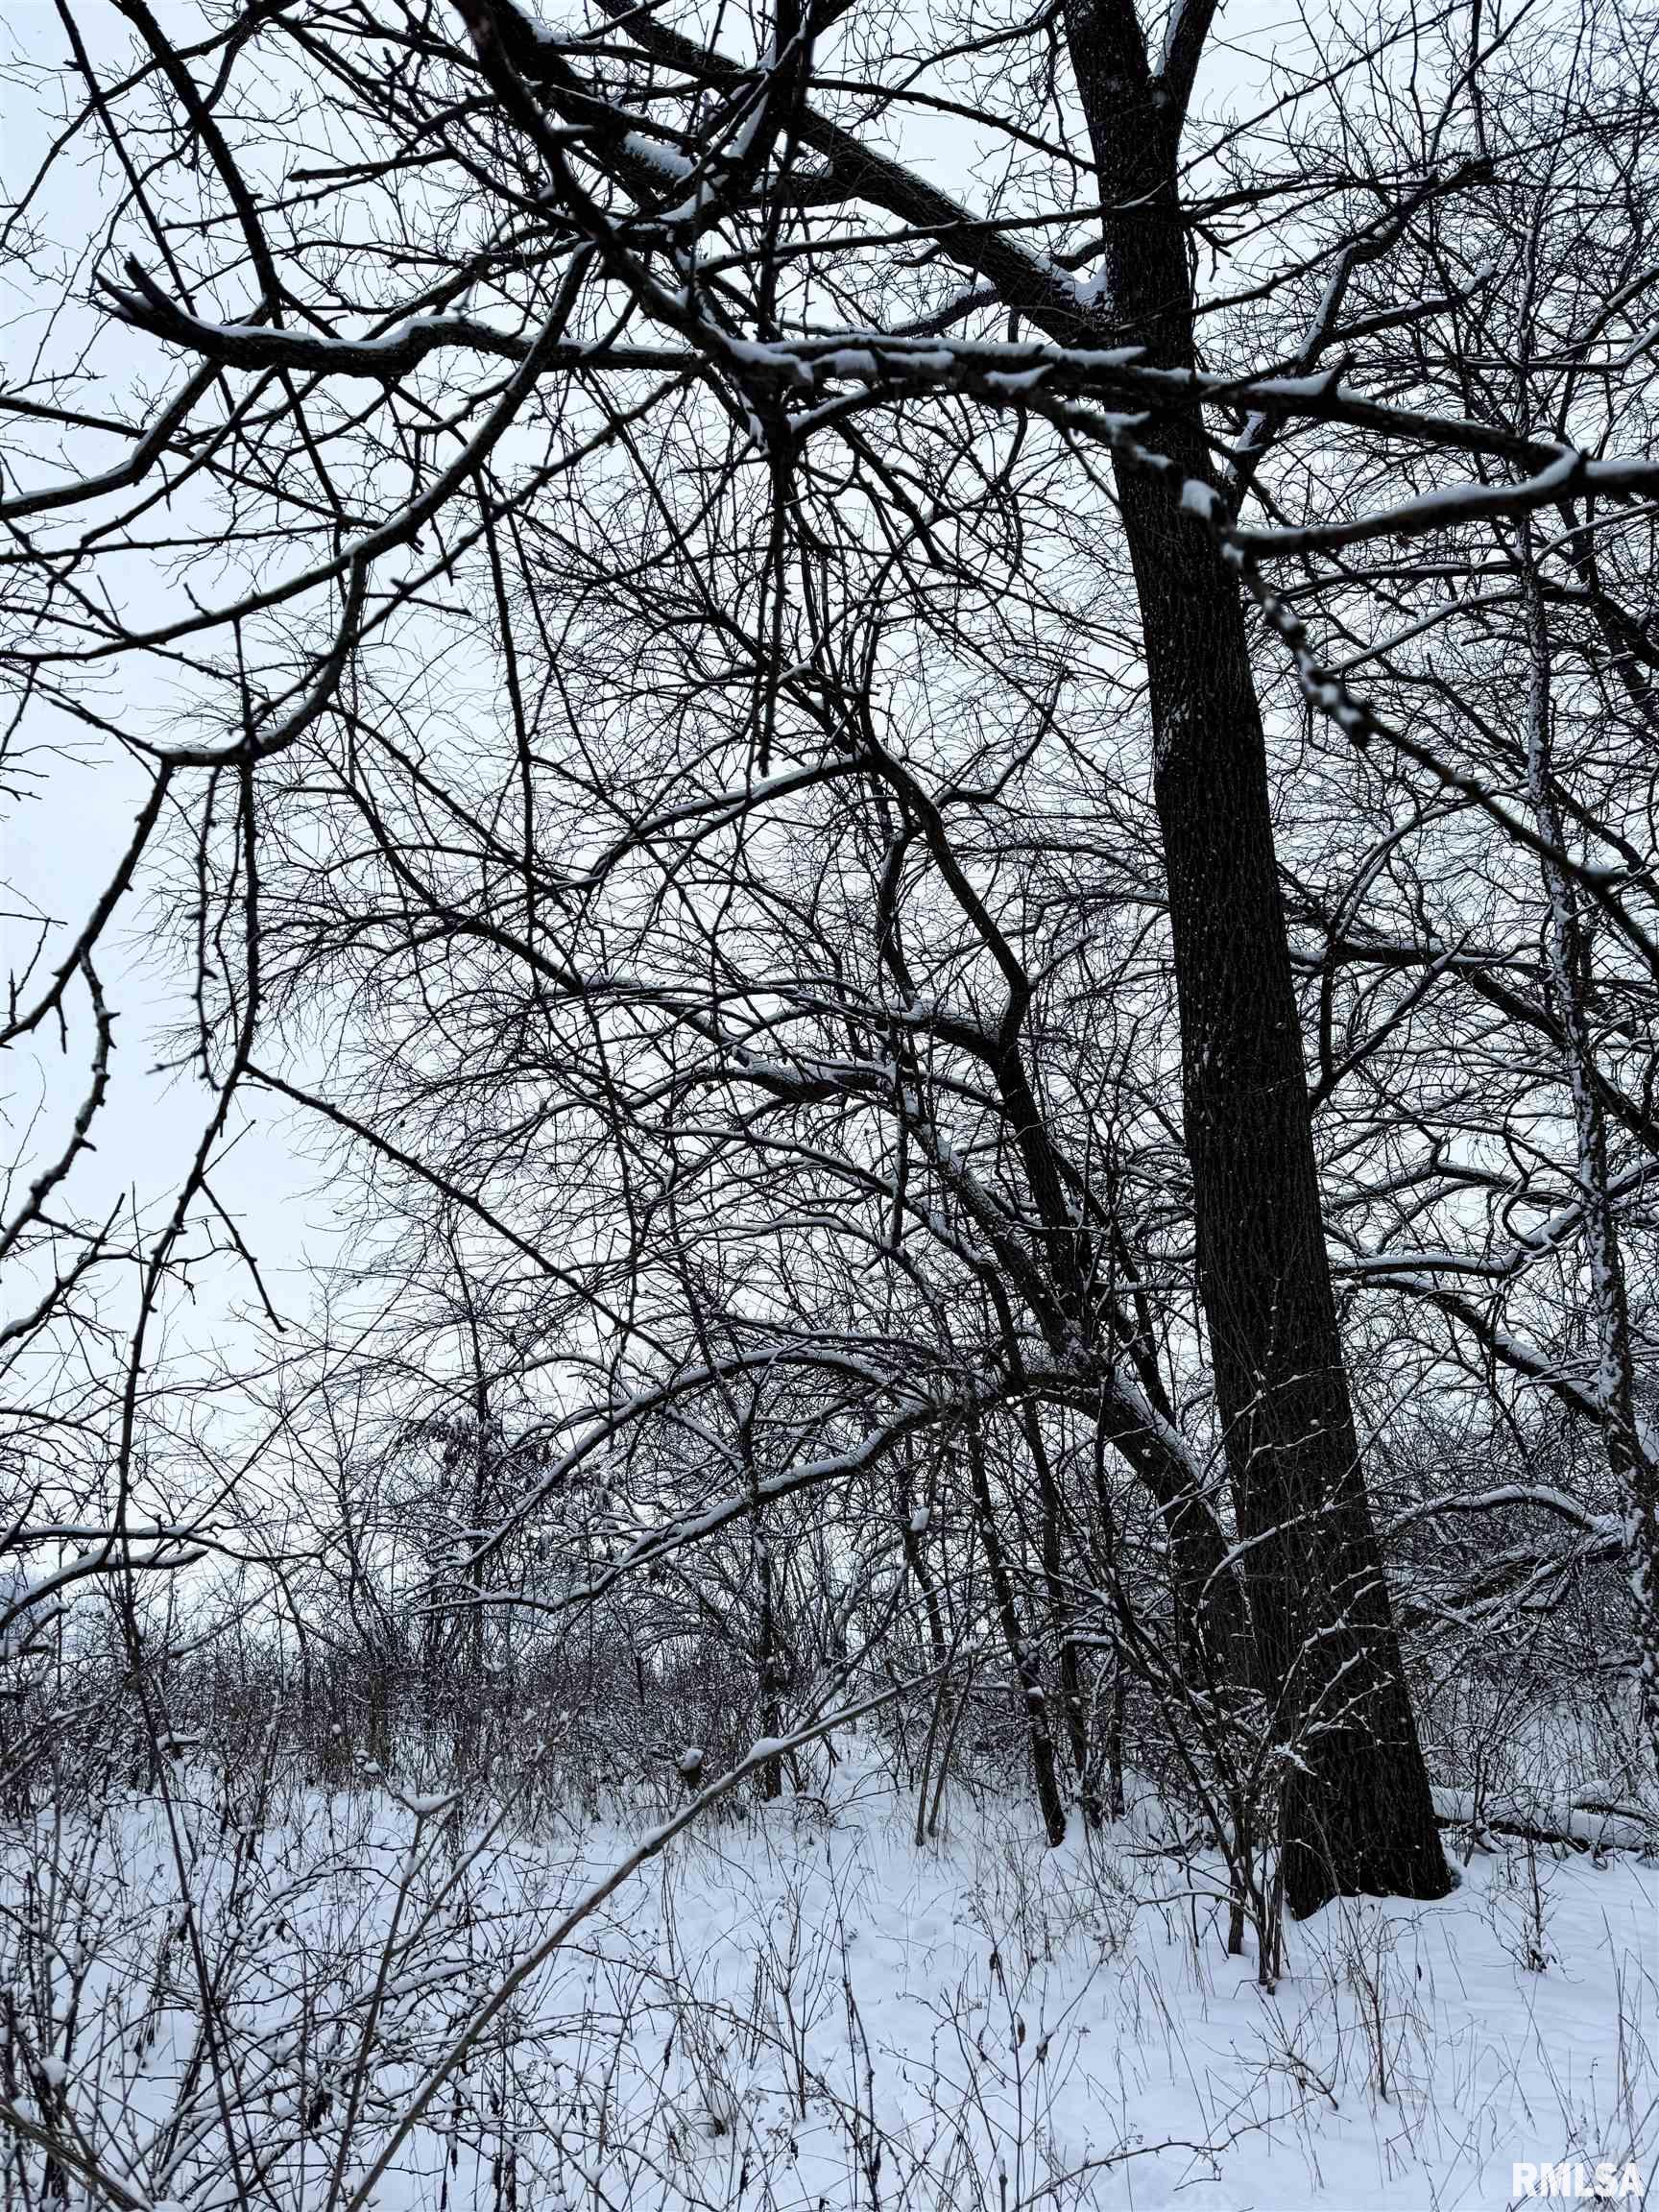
7 0 1659 1926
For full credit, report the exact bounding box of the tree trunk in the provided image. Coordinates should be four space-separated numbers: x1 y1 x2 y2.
967 1423 1069 1844
1063 0 1450 1915
755 1532 785 1801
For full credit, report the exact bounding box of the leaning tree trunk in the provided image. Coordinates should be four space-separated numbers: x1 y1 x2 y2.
1063 0 1451 1917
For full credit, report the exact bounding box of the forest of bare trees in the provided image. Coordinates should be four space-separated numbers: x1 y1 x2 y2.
3 0 1657 2200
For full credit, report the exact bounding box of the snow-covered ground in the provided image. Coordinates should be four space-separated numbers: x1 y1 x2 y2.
2 1759 1653 2210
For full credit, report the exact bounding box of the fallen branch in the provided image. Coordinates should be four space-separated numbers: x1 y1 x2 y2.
1432 1786 1652 1854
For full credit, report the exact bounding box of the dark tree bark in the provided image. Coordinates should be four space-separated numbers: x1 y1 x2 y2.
967 1423 1069 1845
1061 0 1452 1916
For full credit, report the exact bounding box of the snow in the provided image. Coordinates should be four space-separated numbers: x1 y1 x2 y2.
1431 1786 1649 1853
1072 263 1115 309
3 1759 1652 2210
620 132 697 186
